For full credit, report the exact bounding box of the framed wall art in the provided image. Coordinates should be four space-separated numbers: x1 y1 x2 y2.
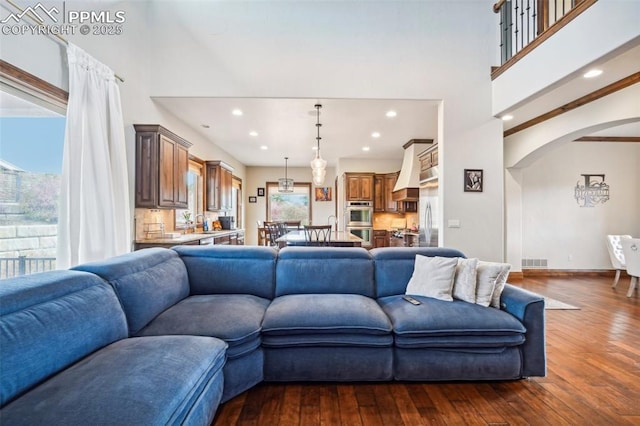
464 169 483 192
315 187 332 201
249 196 257 203
257 187 265 197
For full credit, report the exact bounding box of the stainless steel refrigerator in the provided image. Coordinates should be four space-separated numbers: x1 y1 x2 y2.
419 180 439 247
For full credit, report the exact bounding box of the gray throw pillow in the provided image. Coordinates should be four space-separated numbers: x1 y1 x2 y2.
476 261 511 307
452 257 478 303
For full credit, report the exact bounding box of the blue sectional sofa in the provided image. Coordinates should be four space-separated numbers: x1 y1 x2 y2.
0 246 545 425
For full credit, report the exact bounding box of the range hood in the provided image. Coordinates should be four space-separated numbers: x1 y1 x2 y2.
392 139 434 201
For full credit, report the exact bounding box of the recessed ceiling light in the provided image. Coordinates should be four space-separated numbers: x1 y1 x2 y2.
232 109 243 116
362 146 371 152
386 110 397 118
501 114 514 121
260 145 268 150
371 132 381 138
583 69 603 78
201 124 210 129
249 131 258 137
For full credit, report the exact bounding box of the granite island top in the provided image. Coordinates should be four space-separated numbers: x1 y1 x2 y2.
136 229 243 245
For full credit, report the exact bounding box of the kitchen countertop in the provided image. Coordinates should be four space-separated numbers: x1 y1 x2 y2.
136 229 243 244
276 230 363 247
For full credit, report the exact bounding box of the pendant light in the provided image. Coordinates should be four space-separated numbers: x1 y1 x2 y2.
278 156 294 193
310 103 327 186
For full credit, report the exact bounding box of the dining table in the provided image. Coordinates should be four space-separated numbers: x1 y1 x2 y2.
275 230 363 248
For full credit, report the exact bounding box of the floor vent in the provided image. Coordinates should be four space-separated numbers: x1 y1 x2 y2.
522 258 548 269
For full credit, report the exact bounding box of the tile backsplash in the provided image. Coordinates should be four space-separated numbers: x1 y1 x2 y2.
134 208 173 240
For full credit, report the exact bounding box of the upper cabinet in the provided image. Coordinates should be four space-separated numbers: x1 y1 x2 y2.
134 124 192 209
206 161 234 212
419 143 439 184
374 172 399 213
345 173 374 201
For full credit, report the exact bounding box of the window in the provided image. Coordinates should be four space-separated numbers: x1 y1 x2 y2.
266 182 312 225
175 158 204 228
0 63 67 279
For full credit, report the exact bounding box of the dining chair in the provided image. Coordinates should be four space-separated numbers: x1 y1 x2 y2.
606 235 631 288
621 237 640 297
303 225 332 246
277 222 289 239
263 222 281 247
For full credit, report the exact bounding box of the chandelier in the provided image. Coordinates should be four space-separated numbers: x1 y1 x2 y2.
310 103 327 186
278 156 294 193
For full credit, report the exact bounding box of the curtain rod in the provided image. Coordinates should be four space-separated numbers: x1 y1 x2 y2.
4 0 125 82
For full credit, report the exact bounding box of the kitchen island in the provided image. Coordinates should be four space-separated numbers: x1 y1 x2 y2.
134 229 244 250
276 230 363 248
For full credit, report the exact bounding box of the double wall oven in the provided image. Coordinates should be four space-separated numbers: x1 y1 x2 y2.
345 201 373 247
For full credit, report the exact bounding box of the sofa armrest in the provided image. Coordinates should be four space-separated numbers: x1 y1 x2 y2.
500 284 546 377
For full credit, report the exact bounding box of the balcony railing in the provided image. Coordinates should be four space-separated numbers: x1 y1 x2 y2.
493 0 597 76
0 256 56 279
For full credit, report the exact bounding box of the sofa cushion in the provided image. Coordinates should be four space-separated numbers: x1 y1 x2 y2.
405 255 458 301
174 245 278 299
263 294 392 336
73 247 189 335
0 270 127 407
377 295 526 348
275 247 375 297
394 347 523 381
262 333 394 347
370 247 466 298
0 336 227 425
136 294 270 358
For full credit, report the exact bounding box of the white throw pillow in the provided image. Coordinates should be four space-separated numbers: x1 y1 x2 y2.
476 261 511 307
405 255 458 302
452 257 478 303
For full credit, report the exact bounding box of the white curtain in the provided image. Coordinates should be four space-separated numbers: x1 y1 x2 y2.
57 43 131 269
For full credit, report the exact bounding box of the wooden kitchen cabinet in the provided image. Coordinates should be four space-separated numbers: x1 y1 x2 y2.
134 124 192 209
206 161 234 212
374 175 384 212
345 173 374 201
419 143 438 183
374 172 400 213
373 230 390 248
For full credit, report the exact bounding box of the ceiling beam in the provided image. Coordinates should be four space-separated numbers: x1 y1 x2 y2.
574 136 640 143
504 72 640 138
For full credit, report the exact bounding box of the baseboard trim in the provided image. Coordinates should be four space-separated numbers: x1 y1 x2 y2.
521 269 624 278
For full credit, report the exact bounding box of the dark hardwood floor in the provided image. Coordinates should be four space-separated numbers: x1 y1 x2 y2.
213 276 640 425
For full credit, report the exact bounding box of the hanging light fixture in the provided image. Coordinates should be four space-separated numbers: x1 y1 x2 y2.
310 103 327 186
278 156 294 193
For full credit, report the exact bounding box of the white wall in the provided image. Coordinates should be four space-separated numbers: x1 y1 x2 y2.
505 85 640 168
520 142 640 269
503 81 640 271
